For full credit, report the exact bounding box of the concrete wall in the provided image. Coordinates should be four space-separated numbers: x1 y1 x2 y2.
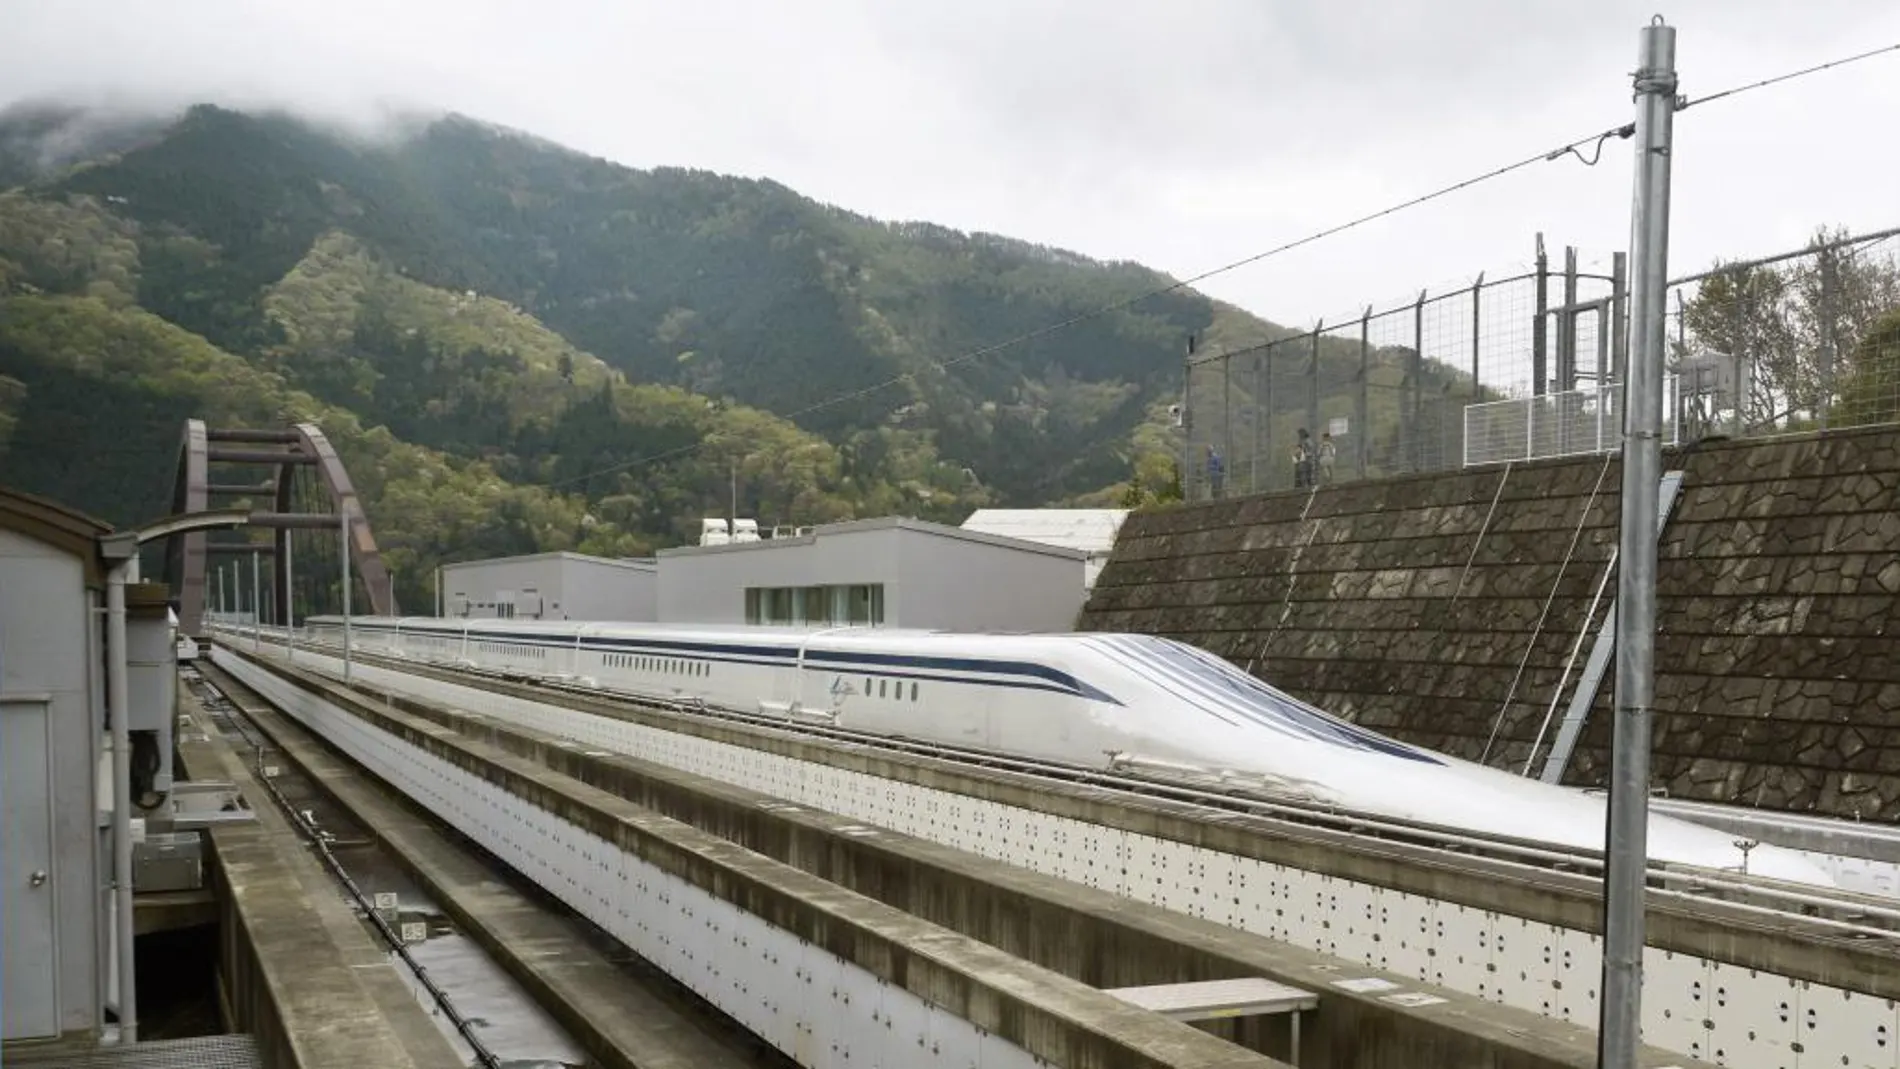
1080 427 1900 820
0 529 100 1040
443 554 656 622
896 525 1085 632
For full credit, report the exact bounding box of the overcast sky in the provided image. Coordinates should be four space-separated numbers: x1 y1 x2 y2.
3 0 1897 328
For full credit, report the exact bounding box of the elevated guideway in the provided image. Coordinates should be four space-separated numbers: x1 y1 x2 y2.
214 627 1900 1068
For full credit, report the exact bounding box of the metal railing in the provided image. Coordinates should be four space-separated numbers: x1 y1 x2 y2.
1177 225 1900 498
1463 376 1683 466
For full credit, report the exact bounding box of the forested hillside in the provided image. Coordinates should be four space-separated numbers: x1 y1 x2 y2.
0 101 1473 602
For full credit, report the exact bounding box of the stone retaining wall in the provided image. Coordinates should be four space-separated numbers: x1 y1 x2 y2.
1079 427 1900 819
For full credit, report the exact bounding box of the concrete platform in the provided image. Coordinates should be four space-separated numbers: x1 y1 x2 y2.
200 660 780 1069
173 692 463 1069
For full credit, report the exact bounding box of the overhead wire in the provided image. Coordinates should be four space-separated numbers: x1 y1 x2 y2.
544 37 1900 492
1678 40 1900 113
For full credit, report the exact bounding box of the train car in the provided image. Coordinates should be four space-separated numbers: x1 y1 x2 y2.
305 614 1836 889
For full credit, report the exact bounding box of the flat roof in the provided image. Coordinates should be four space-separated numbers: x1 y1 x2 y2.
658 515 1087 561
959 508 1128 555
442 550 658 574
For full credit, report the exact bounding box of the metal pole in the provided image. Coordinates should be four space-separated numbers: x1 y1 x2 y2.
1357 308 1370 478
285 532 296 663
1251 354 1263 494
1601 18 1676 1069
1181 338 1196 499
1534 233 1550 395
1222 352 1232 492
1307 322 1322 451
1410 290 1426 471
252 550 262 651
1611 252 1630 386
341 505 353 683
106 559 138 1044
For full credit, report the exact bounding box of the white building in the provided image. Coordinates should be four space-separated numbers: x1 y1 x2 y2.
655 516 1087 632
958 508 1128 591
441 551 657 621
1 488 124 1044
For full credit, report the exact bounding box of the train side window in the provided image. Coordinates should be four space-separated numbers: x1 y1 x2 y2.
910 681 918 701
878 679 887 698
863 677 872 695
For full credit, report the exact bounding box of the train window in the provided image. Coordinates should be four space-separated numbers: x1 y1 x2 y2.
864 676 872 695
910 681 918 701
878 679 887 698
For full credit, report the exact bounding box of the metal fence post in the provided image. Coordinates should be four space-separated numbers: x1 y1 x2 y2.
1602 18 1676 1069
1411 289 1426 472
1534 232 1550 396
1357 307 1371 479
1612 251 1630 387
1308 321 1323 455
1181 340 1196 499
1252 353 1264 494
1222 351 1233 488
1560 246 1580 391
1263 341 1277 487
1819 244 1838 429
1730 267 1750 434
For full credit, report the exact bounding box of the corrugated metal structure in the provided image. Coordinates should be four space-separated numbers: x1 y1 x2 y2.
656 516 1087 632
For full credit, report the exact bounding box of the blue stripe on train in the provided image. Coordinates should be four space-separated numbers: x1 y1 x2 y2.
320 621 1120 704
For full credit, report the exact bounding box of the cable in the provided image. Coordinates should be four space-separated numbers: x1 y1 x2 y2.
1680 41 1900 112
544 120 1640 490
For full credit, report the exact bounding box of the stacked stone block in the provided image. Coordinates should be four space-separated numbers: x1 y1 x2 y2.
1079 426 1900 819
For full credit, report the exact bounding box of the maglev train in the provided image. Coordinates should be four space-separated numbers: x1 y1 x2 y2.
303 614 1837 890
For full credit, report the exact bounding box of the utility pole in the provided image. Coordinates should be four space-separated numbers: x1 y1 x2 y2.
1601 17 1676 1069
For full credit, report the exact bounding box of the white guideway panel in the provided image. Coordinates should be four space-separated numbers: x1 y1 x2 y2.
210 648 1063 1069
257 641 1900 1069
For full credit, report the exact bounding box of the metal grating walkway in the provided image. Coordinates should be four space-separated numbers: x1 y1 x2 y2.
3 1034 261 1068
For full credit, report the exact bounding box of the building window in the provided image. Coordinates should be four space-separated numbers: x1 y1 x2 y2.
744 583 885 626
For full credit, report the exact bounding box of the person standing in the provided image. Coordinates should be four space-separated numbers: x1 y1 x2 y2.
1318 431 1338 485
1293 429 1313 488
1206 445 1226 499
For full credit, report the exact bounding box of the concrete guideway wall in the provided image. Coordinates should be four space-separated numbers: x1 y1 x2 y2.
1082 427 1900 820
244 642 1900 1069
240 650 1721 1069
208 645 1287 1069
174 691 464 1069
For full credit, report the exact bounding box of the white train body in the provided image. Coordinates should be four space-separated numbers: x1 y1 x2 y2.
304 615 1836 890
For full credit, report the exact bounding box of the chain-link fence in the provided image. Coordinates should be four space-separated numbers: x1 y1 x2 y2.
1666 227 1900 438
1178 226 1900 500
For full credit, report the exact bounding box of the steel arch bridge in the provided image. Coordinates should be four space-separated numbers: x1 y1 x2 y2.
166 419 398 637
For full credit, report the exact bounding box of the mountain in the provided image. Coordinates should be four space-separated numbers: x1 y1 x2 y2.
0 101 1477 604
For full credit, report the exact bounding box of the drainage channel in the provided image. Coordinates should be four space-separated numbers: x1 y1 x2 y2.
185 668 586 1069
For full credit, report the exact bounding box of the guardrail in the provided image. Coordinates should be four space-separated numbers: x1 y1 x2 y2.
1463 377 1683 466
